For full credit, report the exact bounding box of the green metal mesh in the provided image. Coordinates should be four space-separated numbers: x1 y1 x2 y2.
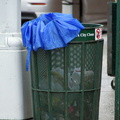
31 39 103 120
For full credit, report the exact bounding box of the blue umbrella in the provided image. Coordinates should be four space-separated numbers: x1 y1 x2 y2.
21 13 85 71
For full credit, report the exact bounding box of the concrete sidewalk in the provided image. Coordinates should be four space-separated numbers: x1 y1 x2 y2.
99 34 114 120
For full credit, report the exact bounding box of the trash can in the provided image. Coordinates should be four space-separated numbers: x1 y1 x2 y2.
30 24 104 120
107 2 117 90
107 2 117 76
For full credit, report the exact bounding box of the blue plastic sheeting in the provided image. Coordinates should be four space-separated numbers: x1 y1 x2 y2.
21 13 84 71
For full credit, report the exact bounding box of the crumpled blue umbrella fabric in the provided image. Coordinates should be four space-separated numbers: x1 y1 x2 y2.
21 13 85 71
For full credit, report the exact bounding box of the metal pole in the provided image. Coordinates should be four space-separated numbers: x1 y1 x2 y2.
115 0 120 119
0 0 22 49
0 0 21 33
0 0 33 119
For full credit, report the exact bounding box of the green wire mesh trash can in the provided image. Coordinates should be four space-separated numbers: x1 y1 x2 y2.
30 24 104 120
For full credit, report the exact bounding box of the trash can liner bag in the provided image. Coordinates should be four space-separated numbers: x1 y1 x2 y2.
21 13 85 71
